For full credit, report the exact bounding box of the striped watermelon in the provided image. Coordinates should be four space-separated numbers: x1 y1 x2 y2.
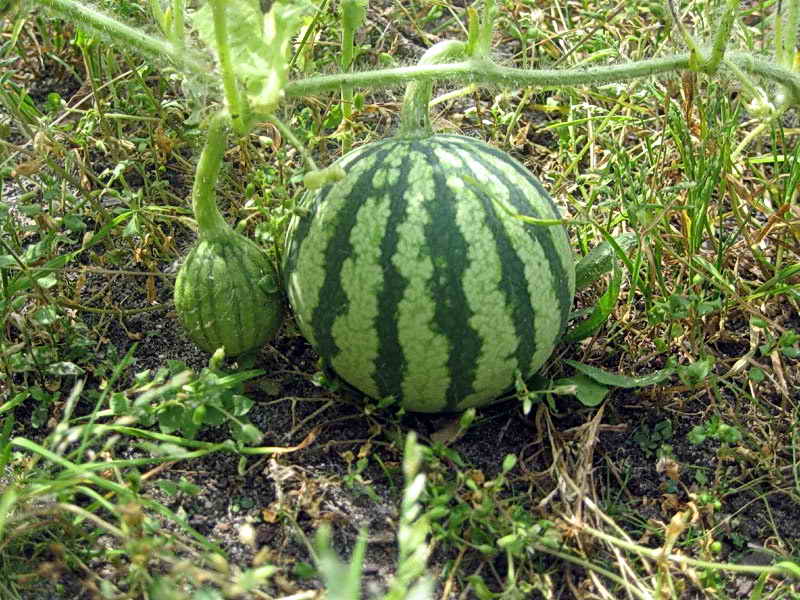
174 234 283 357
284 134 574 412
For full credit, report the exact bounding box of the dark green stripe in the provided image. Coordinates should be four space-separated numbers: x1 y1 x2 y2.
196 243 216 351
439 135 561 217
175 248 195 338
417 140 482 410
372 149 414 400
452 154 540 382
282 190 317 289
456 137 573 337
311 141 398 375
214 242 233 351
227 241 258 352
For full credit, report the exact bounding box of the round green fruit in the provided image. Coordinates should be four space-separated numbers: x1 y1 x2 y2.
284 134 575 412
174 233 283 357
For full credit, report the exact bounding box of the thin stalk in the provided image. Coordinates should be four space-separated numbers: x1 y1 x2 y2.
36 0 210 80
172 0 186 52
148 0 167 34
466 7 480 55
192 112 232 241
532 544 652 600
265 114 318 171
734 121 772 160
209 0 247 135
477 0 497 58
95 424 317 456
704 0 739 73
666 0 702 67
398 40 466 138
785 0 799 67
724 57 769 104
580 522 799 577
340 0 367 154
778 0 786 64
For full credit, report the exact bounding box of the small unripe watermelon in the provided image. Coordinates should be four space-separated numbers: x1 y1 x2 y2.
174 233 283 357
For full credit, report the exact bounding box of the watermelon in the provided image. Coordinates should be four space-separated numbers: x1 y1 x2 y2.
284 134 574 412
174 234 283 357
173 111 283 358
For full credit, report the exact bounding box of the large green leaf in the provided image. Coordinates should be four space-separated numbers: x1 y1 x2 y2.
553 374 609 407
566 360 674 388
191 0 313 115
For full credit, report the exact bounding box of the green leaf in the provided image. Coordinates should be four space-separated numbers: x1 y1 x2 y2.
574 231 637 291
156 479 180 496
563 258 622 343
192 588 225 600
717 423 742 444
202 405 227 426
32 306 59 325
234 423 263 445
501 454 517 473
192 404 207 425
123 213 141 237
110 392 129 415
158 404 186 433
35 274 58 290
229 394 254 417
191 0 313 116
341 0 367 37
565 360 674 388
0 392 29 415
687 425 707 445
315 525 366 600
676 356 714 387
62 213 86 232
554 374 608 407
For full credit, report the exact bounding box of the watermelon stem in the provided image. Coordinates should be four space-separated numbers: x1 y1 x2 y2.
34 0 211 81
340 0 368 154
208 0 249 136
398 40 466 138
192 112 233 242
283 52 800 104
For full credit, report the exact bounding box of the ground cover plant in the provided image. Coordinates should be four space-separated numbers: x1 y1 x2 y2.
2 0 800 598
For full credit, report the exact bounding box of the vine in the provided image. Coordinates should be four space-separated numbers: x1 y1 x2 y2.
30 0 800 142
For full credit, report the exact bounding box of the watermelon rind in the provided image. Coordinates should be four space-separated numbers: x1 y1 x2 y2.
284 134 574 412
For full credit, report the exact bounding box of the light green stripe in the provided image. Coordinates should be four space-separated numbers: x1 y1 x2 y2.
286 151 368 347
435 147 519 407
458 150 563 373
329 157 402 399
392 158 450 410
461 142 575 305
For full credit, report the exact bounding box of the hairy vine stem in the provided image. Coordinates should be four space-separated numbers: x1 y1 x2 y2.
191 112 231 242
208 0 247 135
398 40 466 138
285 52 800 101
36 0 212 80
32 0 800 115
